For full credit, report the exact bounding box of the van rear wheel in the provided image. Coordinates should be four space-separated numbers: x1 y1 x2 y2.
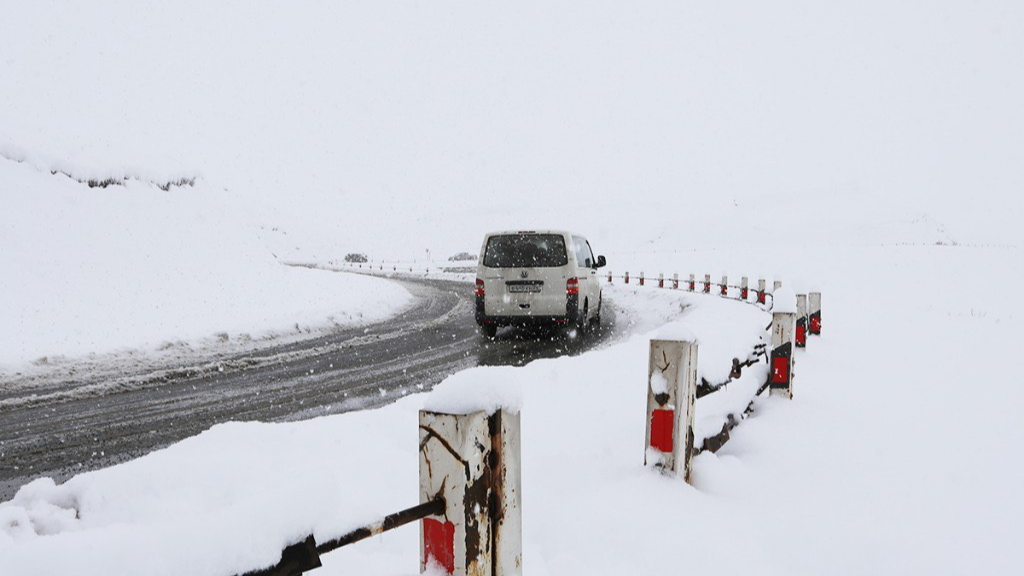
481 324 497 338
575 300 589 337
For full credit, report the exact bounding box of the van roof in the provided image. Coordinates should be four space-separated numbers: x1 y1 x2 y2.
485 230 579 237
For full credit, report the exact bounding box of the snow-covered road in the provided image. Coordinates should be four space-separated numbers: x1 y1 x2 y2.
0 276 623 501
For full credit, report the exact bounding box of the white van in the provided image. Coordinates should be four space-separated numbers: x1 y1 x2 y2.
474 230 606 337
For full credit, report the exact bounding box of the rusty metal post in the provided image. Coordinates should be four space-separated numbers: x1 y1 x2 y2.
757 279 767 304
672 273 679 290
720 275 728 296
703 274 711 294
795 294 808 349
419 409 522 576
769 312 796 399
741 276 749 301
644 339 698 483
809 292 822 335
688 273 695 292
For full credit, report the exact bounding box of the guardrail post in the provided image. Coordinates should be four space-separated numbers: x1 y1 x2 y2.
688 274 695 292
769 312 796 399
672 273 679 290
741 277 749 301
658 273 664 288
419 408 522 576
703 274 711 294
809 292 822 335
639 272 645 286
645 339 698 482
757 279 766 304
720 275 728 296
625 271 630 284
795 294 808 348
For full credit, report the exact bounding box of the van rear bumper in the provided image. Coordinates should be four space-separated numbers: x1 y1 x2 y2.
476 294 579 326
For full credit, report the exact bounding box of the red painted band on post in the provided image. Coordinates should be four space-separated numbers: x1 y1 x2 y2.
757 291 766 304
741 288 748 300
649 409 674 453
771 356 789 384
423 518 455 574
810 314 821 334
796 324 806 347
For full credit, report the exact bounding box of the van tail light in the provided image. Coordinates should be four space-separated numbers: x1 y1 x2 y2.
566 277 579 295
475 279 485 297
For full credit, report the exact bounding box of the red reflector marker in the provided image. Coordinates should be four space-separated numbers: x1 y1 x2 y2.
566 277 579 295
771 356 789 383
475 279 485 297
649 409 674 453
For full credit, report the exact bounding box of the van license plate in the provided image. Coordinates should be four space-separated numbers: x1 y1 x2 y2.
507 284 542 293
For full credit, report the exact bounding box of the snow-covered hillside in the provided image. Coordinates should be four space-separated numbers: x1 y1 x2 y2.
2 1 1023 574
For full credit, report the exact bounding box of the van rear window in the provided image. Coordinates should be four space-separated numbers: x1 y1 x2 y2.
483 234 568 268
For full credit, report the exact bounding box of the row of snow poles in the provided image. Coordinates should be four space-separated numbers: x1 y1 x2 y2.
612 272 776 303
644 296 823 483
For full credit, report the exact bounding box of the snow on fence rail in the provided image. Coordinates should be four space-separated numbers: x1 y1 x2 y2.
240 407 522 576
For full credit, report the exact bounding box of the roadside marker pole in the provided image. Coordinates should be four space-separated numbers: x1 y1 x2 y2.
795 294 808 348
773 280 782 292
644 339 698 483
809 292 822 335
625 271 630 284
419 408 522 576
672 273 679 290
688 274 695 292
757 279 767 304
658 273 665 289
720 275 728 297
741 277 749 301
639 272 645 287
703 274 711 294
608 271 613 283
769 312 796 399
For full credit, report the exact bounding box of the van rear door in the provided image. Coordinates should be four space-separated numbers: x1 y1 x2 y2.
480 233 569 317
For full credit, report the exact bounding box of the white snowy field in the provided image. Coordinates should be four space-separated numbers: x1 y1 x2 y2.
0 157 414 368
2 0 1023 574
1 241 1021 576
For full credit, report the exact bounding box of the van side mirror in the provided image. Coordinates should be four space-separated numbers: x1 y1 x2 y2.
595 255 607 269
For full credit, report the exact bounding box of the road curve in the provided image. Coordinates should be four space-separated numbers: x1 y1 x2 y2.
0 276 618 500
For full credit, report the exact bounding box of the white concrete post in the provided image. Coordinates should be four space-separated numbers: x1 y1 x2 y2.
672 273 679 290
796 294 808 349
809 292 822 335
688 273 695 292
703 273 711 294
757 278 767 304
720 275 728 297
419 409 522 576
741 276 749 301
644 339 698 483
769 312 796 399
773 280 782 292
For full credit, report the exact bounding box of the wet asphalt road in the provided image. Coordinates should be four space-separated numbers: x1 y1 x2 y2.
0 276 617 501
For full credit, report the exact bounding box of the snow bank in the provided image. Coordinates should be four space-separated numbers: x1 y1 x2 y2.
0 159 413 368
